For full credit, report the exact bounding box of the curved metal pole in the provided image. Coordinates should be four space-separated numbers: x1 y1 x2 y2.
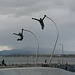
46 16 59 64
23 29 39 65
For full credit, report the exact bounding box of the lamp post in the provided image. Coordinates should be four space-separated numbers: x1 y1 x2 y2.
46 15 59 64
59 43 64 64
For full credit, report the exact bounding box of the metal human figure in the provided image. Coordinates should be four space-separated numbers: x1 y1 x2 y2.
32 15 46 30
13 29 24 41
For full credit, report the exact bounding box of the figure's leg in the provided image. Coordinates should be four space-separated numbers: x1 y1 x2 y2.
41 26 44 30
17 39 20 41
17 38 22 41
40 22 44 30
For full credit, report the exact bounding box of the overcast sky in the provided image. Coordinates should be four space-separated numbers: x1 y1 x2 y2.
0 0 75 54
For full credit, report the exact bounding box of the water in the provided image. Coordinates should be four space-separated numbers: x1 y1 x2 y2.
0 56 75 65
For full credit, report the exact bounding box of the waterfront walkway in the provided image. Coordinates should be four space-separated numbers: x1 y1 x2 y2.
0 67 75 75
0 63 75 72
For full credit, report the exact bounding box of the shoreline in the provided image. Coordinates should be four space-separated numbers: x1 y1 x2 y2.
0 54 75 57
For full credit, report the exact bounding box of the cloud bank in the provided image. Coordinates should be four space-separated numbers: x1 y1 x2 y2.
0 0 75 54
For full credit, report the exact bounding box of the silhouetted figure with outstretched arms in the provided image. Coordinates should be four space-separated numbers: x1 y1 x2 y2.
13 29 24 41
32 15 46 30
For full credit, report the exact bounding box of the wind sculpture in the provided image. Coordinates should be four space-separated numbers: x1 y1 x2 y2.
32 15 46 30
32 15 59 64
13 29 39 65
13 29 24 41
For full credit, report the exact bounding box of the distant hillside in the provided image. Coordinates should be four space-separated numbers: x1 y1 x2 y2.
0 48 34 55
0 47 74 55
0 48 52 55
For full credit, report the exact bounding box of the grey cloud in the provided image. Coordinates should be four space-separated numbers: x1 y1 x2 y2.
0 0 40 16
0 0 39 7
0 0 67 17
66 0 75 12
0 0 74 17
0 0 75 52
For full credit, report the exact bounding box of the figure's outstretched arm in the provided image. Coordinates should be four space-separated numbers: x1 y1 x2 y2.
32 18 39 21
13 33 18 36
42 15 46 20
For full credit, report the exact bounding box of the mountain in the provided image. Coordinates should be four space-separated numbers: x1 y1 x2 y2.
0 48 35 55
0 48 52 55
0 47 74 55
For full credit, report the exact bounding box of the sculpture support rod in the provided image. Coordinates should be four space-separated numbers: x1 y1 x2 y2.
46 16 59 64
23 29 39 65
